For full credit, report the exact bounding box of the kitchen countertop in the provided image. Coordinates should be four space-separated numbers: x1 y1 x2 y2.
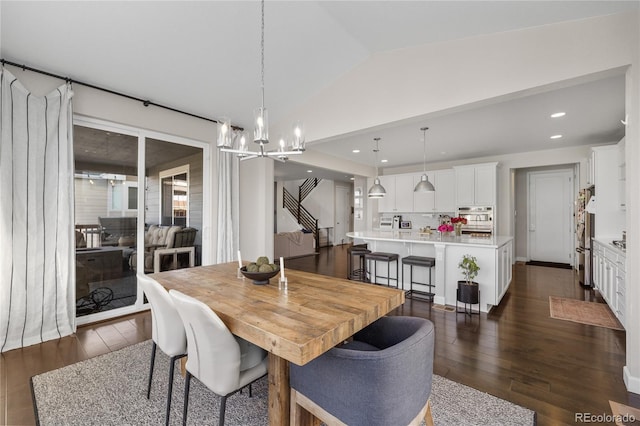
347 231 513 248
594 237 626 256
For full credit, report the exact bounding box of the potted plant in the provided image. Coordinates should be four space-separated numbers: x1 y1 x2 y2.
457 254 480 306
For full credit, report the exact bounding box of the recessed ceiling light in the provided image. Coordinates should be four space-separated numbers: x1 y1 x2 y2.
381 159 388 163
307 169 313 173
550 134 563 140
440 151 447 155
550 112 566 118
352 149 360 153
349 177 355 181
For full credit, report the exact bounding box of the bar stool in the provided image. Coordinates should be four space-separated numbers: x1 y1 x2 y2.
364 252 399 288
401 255 436 301
347 246 371 281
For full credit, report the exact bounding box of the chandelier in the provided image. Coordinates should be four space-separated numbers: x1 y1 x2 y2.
216 0 305 161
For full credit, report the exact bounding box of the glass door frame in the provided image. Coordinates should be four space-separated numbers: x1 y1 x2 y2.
74 115 211 326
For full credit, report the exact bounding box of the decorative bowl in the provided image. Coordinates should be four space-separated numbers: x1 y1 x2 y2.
240 266 280 285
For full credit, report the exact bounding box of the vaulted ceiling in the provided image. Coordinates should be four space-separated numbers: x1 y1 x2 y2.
1 1 636 182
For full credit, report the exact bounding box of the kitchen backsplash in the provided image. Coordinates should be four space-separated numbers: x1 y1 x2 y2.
380 212 455 230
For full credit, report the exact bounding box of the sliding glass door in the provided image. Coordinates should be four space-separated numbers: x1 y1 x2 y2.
74 126 140 318
73 118 207 324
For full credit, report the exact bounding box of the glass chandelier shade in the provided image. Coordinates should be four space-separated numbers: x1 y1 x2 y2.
216 118 232 149
414 126 435 192
368 137 386 198
253 107 268 144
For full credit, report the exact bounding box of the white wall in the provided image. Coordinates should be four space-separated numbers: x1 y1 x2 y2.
275 181 303 234
302 179 335 229
239 158 274 262
623 14 640 393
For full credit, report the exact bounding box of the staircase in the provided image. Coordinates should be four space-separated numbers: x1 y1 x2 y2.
283 178 322 249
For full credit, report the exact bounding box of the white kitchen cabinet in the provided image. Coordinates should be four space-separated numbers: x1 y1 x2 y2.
592 145 625 239
434 169 456 212
377 174 414 213
412 172 435 212
496 239 513 300
455 167 475 206
614 255 626 327
592 239 626 328
454 162 498 207
412 169 455 213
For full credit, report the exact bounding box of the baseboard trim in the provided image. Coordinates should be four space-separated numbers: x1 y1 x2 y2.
623 366 640 394
515 256 528 263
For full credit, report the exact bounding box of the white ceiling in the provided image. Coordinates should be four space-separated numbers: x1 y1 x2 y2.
1 1 635 183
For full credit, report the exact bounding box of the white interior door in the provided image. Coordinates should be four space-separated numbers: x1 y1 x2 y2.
335 186 351 245
528 170 574 264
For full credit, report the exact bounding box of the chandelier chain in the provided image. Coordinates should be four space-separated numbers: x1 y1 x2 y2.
260 0 265 109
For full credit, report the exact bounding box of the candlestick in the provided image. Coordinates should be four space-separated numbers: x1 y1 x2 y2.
279 256 285 278
237 250 242 268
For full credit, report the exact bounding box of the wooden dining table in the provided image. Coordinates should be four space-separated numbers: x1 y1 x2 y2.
150 261 405 426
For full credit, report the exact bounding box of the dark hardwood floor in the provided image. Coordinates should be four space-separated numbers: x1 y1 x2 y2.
2 244 639 425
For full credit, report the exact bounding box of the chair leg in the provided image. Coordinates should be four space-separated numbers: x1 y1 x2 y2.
249 383 253 398
424 399 435 426
147 341 157 399
183 372 191 426
165 355 179 426
218 396 227 426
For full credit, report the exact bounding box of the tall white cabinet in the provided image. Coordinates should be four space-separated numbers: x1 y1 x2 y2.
453 162 498 207
412 170 455 213
377 174 415 213
592 145 625 239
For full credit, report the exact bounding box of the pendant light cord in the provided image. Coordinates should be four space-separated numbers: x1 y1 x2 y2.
260 0 265 110
374 137 381 177
421 126 428 173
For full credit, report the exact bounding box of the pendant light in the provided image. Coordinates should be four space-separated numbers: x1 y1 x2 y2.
368 137 386 198
216 0 305 160
414 127 435 192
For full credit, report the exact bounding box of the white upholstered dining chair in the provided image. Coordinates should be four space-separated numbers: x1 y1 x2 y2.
169 289 269 426
138 274 187 426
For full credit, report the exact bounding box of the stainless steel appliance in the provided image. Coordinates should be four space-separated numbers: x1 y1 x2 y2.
457 207 493 235
392 215 402 229
576 186 595 287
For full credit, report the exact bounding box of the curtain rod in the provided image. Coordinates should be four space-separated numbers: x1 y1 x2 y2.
1 58 244 131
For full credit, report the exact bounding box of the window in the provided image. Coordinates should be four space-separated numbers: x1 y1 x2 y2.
160 166 190 227
108 176 138 213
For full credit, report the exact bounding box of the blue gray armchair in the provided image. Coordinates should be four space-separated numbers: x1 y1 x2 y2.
290 316 435 426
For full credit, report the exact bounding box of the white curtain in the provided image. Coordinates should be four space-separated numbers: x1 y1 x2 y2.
0 68 75 352
216 129 240 263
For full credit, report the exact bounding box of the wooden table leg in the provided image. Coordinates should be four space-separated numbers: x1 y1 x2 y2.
268 353 290 426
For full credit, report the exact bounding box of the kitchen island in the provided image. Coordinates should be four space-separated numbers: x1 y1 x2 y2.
347 231 514 312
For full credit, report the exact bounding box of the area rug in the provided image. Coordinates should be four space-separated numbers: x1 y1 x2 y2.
526 260 572 269
31 340 535 426
432 303 456 312
549 296 624 330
